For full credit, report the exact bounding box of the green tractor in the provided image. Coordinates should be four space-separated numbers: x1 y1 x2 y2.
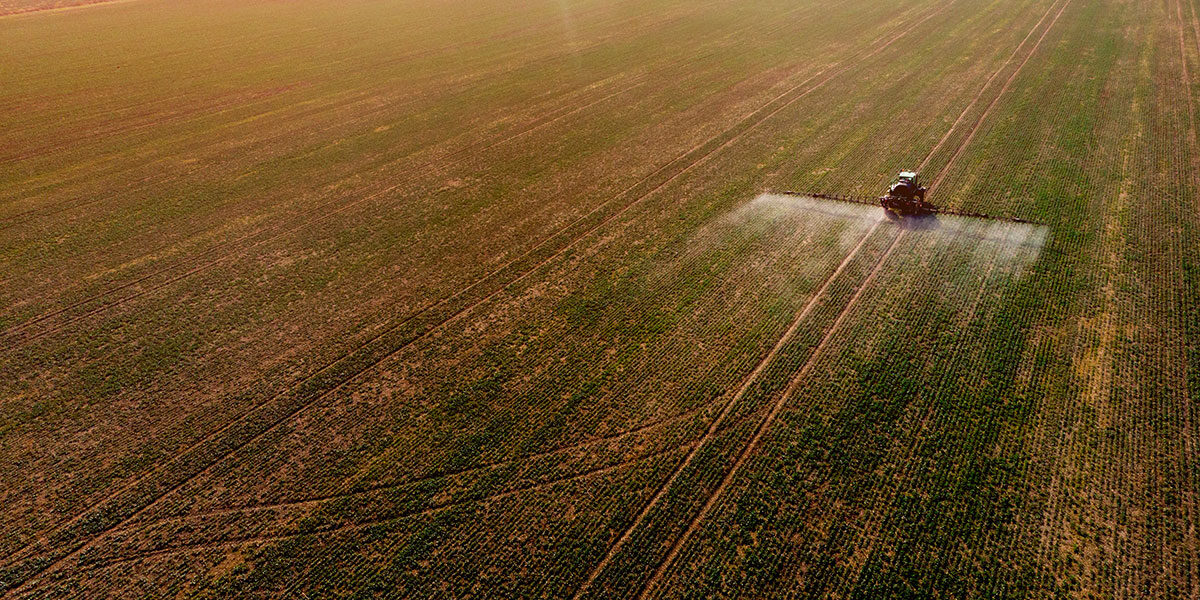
880 171 935 220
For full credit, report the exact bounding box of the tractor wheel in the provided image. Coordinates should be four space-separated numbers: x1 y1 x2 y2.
884 208 899 221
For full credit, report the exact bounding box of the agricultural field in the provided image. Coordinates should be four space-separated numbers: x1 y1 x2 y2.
1 0 1198 596
0 0 111 16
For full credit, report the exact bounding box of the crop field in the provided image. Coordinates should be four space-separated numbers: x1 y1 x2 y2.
2 0 1199 597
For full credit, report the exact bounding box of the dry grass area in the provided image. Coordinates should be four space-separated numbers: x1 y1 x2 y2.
2 0 1199 597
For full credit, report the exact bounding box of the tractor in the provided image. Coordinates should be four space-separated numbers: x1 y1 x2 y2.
880 171 935 219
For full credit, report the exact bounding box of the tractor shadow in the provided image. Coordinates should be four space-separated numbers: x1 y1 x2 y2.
893 213 941 231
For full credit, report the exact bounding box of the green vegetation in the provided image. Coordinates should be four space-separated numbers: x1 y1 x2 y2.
1 0 1198 597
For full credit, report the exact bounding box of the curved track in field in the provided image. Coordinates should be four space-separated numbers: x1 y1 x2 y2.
0 4 949 594
576 0 1071 595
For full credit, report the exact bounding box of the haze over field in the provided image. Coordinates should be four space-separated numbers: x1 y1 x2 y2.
0 1 113 16
2 0 1199 597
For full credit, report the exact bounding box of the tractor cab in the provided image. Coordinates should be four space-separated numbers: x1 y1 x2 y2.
888 171 923 198
881 170 933 219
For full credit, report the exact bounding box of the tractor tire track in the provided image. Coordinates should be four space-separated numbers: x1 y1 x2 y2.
94 202 873 545
571 217 888 599
927 0 1071 194
72 212 885 591
2 53 814 575
93 301 859 568
621 1 1071 593
109 396 721 538
915 0 1067 173
573 2 966 596
639 224 905 599
69 443 699 577
25 56 839 561
0 5 941 590
829 223 1014 588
